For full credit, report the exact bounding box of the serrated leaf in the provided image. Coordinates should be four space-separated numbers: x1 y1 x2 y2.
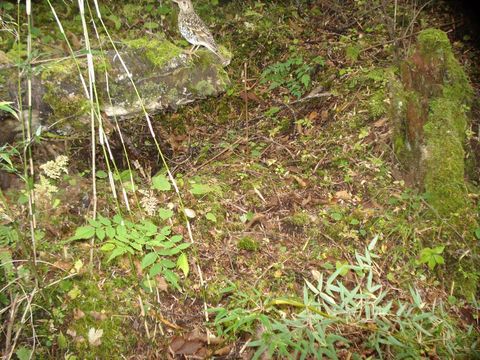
96 170 108 179
152 174 171 191
205 212 217 222
190 183 213 195
149 263 163 277
158 208 174 220
177 253 189 277
68 225 95 241
15 347 32 360
141 252 157 269
163 268 180 289
105 226 115 239
100 243 115 252
96 228 106 241
107 247 127 262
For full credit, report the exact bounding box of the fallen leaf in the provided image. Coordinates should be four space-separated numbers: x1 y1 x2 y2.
292 175 307 188
335 190 352 201
170 336 203 355
90 311 107 321
311 269 321 282
88 328 103 347
184 208 196 218
373 117 387 127
73 308 85 320
156 276 168 292
308 111 319 121
53 260 72 272
214 345 232 356
246 214 265 229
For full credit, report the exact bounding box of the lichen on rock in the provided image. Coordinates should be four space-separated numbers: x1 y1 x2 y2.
0 34 231 142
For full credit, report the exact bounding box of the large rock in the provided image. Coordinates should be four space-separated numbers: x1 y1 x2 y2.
0 35 231 141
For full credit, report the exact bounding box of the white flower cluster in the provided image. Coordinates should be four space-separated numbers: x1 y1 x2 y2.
34 175 58 205
139 190 159 216
40 155 69 180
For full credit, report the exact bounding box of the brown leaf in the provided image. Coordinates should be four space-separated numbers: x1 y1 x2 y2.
156 276 169 292
246 214 265 229
214 345 232 356
335 190 352 201
53 260 72 272
239 91 262 103
373 117 387 128
308 111 319 121
73 308 85 320
170 336 204 355
292 175 307 188
134 259 143 276
90 311 107 321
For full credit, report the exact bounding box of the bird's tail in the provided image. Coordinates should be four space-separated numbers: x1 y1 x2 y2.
206 43 230 66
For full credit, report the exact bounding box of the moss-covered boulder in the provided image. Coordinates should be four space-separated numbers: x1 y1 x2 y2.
0 34 231 141
391 28 478 297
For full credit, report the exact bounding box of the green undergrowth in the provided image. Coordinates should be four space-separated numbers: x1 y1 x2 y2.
1 0 480 358
50 275 140 359
210 239 479 359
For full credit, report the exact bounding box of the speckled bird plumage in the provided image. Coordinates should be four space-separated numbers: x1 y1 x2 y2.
172 0 227 65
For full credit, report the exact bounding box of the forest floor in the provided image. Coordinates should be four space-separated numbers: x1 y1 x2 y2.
1 0 479 359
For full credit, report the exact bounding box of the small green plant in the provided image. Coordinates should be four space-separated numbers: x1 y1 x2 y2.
417 246 445 270
68 214 191 289
210 238 477 359
261 56 324 98
237 236 260 251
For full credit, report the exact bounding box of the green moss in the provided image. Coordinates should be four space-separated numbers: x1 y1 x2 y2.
43 87 89 121
237 236 260 251
57 276 139 359
285 212 311 227
417 28 452 56
193 80 216 96
125 37 182 67
423 99 468 214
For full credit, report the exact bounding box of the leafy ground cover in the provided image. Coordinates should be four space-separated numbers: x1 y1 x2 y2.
1 0 479 358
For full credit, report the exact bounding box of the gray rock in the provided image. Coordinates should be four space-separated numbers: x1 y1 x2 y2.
0 36 231 143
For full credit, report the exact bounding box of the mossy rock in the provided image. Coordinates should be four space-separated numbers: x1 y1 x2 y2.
0 35 231 142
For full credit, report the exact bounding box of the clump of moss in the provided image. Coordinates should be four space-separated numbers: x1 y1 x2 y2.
285 212 311 228
238 236 260 251
125 37 182 67
423 99 468 214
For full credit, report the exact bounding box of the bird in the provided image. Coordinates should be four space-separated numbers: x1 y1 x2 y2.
171 0 229 66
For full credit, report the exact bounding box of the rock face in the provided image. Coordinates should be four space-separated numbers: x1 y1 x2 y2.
0 35 231 141
391 28 473 216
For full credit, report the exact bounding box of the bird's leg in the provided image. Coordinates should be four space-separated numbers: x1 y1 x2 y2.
185 45 200 60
